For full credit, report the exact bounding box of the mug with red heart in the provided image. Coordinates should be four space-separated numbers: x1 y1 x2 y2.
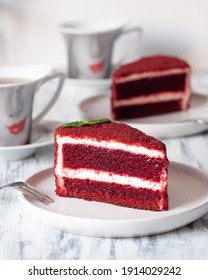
0 65 65 146
60 18 142 79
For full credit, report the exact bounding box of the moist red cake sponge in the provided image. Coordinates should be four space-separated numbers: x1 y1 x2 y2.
54 119 169 211
111 55 191 120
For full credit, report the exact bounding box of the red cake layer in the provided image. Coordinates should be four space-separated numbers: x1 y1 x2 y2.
54 121 169 211
63 144 167 181
111 55 190 120
55 178 168 211
114 73 186 99
113 100 183 119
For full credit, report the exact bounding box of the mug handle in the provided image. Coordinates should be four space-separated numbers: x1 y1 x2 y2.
111 24 142 73
33 71 65 126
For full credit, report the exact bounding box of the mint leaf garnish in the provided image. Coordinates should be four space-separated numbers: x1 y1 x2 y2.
62 118 110 128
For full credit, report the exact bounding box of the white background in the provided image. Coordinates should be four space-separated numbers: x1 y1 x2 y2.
0 0 208 70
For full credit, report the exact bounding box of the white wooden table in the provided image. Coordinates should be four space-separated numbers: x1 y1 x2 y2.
0 80 208 260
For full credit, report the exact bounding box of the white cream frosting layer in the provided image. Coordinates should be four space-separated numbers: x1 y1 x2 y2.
56 168 167 191
56 136 165 158
116 68 189 83
113 92 184 107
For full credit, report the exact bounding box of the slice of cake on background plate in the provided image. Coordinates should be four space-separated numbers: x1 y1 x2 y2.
111 55 191 119
54 119 169 211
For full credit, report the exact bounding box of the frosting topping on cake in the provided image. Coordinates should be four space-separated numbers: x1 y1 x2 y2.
113 55 190 78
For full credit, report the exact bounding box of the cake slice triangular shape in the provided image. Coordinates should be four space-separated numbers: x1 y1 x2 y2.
54 120 169 211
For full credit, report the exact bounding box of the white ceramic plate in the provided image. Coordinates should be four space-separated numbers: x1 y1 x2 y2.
18 161 208 237
79 92 208 138
0 120 59 161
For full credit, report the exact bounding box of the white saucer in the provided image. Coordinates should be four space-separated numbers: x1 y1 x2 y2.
0 120 59 161
67 77 111 94
18 161 208 237
79 92 208 138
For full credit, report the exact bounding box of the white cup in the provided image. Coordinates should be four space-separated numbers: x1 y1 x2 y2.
59 18 142 79
0 65 65 146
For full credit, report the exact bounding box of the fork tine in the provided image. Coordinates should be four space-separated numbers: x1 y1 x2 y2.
20 183 54 204
0 181 54 205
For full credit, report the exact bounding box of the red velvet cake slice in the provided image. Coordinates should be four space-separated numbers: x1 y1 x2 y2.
112 55 191 119
54 119 169 211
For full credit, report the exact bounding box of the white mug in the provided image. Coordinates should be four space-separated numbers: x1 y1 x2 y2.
0 65 65 146
59 18 142 79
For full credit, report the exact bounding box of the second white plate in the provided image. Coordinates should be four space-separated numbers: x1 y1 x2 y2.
79 92 208 138
18 161 208 237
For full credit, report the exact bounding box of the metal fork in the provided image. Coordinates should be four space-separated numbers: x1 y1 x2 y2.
0 181 54 205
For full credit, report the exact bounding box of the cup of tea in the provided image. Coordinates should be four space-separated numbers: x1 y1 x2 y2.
59 18 142 79
0 65 65 147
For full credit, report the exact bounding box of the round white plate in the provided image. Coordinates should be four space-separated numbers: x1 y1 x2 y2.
18 161 208 237
79 92 208 138
0 120 59 161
